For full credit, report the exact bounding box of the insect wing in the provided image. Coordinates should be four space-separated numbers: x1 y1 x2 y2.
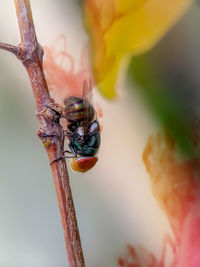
82 80 95 132
82 79 92 120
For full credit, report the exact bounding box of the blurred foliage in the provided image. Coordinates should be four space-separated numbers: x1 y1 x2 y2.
83 0 196 157
83 0 193 98
128 53 195 157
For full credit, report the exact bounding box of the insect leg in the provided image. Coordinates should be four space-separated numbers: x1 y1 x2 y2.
63 130 73 137
38 133 59 138
67 142 77 157
63 149 73 154
44 104 65 118
50 143 77 165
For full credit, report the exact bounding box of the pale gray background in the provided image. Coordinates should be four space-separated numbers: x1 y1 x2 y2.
0 1 199 266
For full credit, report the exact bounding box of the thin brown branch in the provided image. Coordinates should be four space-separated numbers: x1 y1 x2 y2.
0 42 19 55
0 1 85 266
14 0 37 46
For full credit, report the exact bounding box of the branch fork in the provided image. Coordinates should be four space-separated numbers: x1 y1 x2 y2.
17 43 43 63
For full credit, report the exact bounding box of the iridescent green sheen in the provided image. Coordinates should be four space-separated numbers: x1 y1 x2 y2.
64 96 85 121
68 102 84 113
64 96 94 122
73 132 100 157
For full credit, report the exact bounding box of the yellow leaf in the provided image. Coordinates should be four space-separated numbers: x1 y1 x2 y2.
84 0 193 98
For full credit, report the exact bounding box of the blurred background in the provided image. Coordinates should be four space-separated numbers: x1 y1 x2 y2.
0 1 199 266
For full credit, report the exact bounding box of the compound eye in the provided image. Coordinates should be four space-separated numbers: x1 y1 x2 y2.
88 121 99 135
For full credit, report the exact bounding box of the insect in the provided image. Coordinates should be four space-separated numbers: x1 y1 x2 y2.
63 80 101 172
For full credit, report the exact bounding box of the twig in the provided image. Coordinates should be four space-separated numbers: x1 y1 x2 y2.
0 1 85 266
0 42 19 55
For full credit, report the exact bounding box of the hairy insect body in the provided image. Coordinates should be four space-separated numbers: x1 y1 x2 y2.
64 93 100 172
